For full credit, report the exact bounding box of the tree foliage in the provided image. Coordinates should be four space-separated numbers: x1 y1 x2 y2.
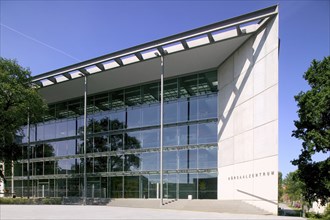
283 171 304 202
278 171 284 202
0 57 47 162
292 56 330 206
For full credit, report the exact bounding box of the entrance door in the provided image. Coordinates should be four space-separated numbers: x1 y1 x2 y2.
87 178 101 198
37 181 49 198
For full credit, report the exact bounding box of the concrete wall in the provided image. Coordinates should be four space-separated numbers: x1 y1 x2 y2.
217 15 279 214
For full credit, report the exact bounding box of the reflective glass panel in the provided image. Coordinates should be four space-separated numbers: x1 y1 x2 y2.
124 154 140 171
110 134 123 151
86 137 93 153
94 135 108 152
198 122 217 144
127 107 141 128
110 110 125 130
188 124 198 145
43 143 55 158
44 121 56 140
141 152 159 171
37 124 44 141
198 95 217 119
198 148 217 169
109 156 123 172
189 97 198 121
67 119 76 136
67 158 80 174
57 159 67 174
125 131 142 150
21 125 28 143
77 139 83 155
164 127 178 147
86 117 93 134
164 101 177 124
178 149 197 170
142 104 159 126
94 156 108 173
67 139 76 156
142 129 159 148
66 159 77 174
178 100 188 122
77 116 84 135
163 151 177 170
93 114 109 132
54 140 67 157
56 120 67 138
178 125 188 146
30 125 36 142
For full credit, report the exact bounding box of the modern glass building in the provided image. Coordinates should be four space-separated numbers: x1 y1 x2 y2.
8 6 279 214
15 71 218 200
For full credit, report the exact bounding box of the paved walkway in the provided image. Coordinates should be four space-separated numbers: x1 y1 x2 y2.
0 205 305 220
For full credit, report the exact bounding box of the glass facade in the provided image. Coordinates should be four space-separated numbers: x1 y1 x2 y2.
13 71 218 199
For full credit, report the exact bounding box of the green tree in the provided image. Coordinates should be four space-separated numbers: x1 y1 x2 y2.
278 171 284 202
292 56 330 206
0 57 46 162
283 171 304 203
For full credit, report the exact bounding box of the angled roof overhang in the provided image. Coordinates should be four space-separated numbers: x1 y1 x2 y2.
33 5 278 104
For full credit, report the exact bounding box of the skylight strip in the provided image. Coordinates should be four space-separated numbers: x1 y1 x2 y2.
186 35 210 48
103 60 120 70
85 65 101 74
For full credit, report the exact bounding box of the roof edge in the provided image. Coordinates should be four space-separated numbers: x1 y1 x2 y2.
32 5 278 82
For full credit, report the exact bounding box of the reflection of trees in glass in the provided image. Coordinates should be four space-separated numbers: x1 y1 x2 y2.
93 117 109 133
44 143 55 175
43 143 55 157
78 117 141 173
29 143 56 175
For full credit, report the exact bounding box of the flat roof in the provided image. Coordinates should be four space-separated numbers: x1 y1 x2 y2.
34 5 278 103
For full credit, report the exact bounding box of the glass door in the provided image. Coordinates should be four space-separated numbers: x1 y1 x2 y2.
37 180 49 198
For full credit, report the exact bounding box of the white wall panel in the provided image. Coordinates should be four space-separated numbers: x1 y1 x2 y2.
218 15 278 214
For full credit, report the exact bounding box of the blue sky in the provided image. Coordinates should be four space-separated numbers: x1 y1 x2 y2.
0 0 329 177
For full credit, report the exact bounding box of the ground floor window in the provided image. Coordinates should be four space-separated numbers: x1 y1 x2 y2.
12 172 217 199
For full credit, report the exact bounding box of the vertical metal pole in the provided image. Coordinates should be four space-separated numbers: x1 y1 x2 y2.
11 160 14 195
83 75 87 205
27 111 30 199
160 55 164 206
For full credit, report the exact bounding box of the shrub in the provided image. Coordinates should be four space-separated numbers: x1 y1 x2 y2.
0 197 62 205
